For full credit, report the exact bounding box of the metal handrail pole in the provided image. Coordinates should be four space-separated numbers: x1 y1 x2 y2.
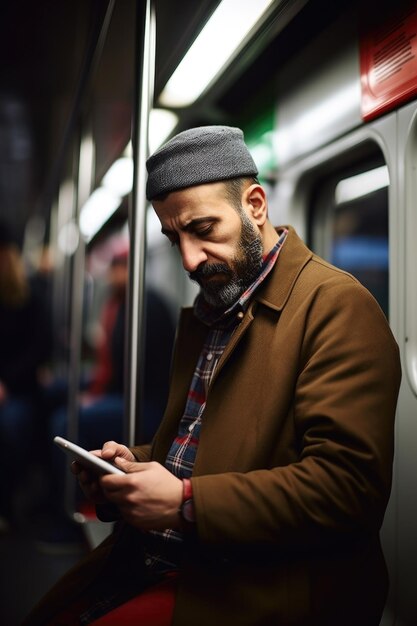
63 130 85 517
125 0 156 446
64 127 95 519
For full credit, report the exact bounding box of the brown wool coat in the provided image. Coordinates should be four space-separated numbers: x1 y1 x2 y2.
24 227 401 626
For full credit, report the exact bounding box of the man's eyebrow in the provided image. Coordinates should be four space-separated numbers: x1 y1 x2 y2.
161 217 217 237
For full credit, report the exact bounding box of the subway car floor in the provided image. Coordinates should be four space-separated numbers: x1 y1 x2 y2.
0 463 111 626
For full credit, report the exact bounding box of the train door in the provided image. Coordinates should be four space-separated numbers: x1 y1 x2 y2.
305 125 401 626
271 107 416 625
394 99 417 626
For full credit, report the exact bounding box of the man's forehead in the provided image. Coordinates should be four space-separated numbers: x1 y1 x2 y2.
156 207 222 233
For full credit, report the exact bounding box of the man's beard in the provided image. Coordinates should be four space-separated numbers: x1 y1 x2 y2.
189 211 263 309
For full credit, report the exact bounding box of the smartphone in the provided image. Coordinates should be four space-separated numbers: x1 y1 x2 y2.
54 436 126 476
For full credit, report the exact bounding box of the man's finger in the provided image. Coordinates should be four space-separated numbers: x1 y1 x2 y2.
113 456 146 473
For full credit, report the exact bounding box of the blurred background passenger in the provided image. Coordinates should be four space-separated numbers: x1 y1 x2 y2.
40 247 175 548
0 218 52 531
50 249 131 453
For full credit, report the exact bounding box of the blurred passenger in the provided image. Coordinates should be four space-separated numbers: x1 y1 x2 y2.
24 127 401 626
41 249 175 547
0 219 51 530
53 249 131 449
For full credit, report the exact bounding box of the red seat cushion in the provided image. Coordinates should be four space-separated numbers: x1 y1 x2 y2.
90 573 178 626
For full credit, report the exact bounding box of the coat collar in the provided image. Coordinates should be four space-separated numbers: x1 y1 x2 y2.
254 225 312 312
210 227 312 386
177 226 312 388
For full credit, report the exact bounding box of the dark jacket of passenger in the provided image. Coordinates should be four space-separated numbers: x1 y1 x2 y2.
0 278 50 396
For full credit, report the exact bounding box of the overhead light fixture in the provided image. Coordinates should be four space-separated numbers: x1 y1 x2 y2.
102 157 134 197
123 109 178 157
80 187 122 242
149 108 178 152
79 108 178 242
159 0 275 107
335 165 389 204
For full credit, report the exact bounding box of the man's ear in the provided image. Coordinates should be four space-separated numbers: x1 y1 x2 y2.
244 184 267 226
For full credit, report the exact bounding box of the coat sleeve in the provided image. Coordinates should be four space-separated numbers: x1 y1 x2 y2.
192 276 401 551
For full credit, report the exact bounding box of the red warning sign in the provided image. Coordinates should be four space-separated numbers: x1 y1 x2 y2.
360 2 417 120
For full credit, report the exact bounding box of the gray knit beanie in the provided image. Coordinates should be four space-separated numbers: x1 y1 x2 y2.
146 125 258 200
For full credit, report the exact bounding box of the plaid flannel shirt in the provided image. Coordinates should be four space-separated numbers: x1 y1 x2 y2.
143 228 288 574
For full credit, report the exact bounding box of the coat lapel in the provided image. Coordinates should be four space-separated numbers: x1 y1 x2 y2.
152 227 312 461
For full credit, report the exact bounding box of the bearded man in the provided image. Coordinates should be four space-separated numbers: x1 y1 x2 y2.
24 126 401 626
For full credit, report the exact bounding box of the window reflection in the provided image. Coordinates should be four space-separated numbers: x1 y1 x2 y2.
312 159 389 317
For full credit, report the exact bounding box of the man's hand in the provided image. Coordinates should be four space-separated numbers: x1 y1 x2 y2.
71 440 135 505
99 458 183 531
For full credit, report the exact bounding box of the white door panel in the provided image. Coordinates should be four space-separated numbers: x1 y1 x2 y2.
273 110 417 624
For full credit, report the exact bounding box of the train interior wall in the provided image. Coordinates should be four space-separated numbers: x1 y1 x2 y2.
1 1 416 624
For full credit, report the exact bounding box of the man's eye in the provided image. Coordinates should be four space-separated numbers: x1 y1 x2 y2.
196 226 212 237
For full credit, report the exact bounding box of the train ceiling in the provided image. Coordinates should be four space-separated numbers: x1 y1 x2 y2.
0 0 350 249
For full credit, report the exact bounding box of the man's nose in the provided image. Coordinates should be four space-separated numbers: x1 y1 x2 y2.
180 238 207 273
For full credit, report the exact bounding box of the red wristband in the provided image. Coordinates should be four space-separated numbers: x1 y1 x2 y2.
179 478 195 527
182 478 193 501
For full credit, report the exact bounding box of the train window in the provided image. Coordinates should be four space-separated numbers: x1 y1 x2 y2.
310 156 389 318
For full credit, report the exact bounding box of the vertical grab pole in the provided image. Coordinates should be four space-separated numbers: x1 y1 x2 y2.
125 0 156 446
68 131 95 442
64 129 94 517
65 132 84 452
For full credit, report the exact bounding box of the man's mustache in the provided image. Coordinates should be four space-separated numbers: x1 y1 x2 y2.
189 262 232 284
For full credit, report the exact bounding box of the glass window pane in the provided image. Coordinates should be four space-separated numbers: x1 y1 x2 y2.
310 155 389 317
